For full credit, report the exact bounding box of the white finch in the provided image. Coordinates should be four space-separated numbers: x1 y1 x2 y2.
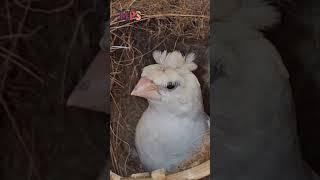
131 50 210 171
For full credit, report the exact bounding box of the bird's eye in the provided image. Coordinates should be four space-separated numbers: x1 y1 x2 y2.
166 82 178 90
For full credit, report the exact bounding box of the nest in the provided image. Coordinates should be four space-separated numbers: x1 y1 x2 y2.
109 0 210 178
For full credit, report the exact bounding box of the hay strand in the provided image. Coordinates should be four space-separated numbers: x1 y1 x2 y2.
110 0 210 177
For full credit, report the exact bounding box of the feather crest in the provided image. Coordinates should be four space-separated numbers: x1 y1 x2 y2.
152 50 198 71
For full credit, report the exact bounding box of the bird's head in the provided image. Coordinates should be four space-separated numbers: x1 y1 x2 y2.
131 50 203 110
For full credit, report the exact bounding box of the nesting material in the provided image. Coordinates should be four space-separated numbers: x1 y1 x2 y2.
110 0 210 178
151 169 166 180
177 133 210 171
110 0 209 40
110 161 210 180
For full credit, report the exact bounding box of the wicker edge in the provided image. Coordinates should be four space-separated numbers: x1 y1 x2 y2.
110 160 210 180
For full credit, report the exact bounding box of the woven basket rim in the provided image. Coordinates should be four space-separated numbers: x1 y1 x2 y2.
110 160 210 180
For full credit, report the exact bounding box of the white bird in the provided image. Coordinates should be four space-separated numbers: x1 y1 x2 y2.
212 1 317 180
131 50 210 172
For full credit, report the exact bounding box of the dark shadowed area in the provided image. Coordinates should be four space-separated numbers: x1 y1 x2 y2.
0 0 108 179
267 0 320 175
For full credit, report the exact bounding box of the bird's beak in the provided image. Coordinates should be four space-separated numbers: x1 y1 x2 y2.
131 77 159 100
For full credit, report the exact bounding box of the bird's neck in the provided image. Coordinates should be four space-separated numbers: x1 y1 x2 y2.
148 99 204 117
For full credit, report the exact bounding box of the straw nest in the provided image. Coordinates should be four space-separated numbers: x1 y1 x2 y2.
109 0 210 178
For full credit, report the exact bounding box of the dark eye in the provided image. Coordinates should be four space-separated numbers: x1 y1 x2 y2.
166 82 178 90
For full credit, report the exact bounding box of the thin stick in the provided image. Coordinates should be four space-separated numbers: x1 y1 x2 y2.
0 95 41 180
60 8 95 103
122 35 169 62
6 0 13 34
13 0 74 14
1 0 42 179
145 13 209 19
0 26 42 40
110 126 131 176
110 13 209 26
0 53 44 83
128 0 137 8
0 46 40 69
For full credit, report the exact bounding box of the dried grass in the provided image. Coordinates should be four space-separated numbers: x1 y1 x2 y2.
0 1 48 179
110 0 210 176
0 0 102 179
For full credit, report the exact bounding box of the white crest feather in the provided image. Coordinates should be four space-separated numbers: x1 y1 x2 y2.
186 53 196 63
152 50 198 71
184 63 198 71
153 50 167 64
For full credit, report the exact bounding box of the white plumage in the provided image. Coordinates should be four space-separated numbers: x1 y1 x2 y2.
131 50 209 171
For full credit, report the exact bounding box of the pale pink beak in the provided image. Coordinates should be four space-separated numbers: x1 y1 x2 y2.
131 77 159 100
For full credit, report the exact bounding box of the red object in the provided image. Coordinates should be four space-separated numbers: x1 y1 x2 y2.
130 9 137 21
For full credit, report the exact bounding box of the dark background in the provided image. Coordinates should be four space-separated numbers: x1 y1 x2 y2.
0 0 109 179
1 0 320 179
267 0 320 175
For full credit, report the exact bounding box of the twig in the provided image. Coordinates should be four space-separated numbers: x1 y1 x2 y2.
6 0 13 34
60 8 95 103
0 46 40 69
0 65 8 93
145 13 209 19
128 0 137 8
111 46 131 50
0 26 42 40
0 52 44 83
122 35 169 62
110 13 209 26
13 0 74 14
1 0 42 179
0 95 41 180
110 125 131 176
0 0 13 93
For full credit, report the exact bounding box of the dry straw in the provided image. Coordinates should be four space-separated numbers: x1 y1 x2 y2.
110 0 210 178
